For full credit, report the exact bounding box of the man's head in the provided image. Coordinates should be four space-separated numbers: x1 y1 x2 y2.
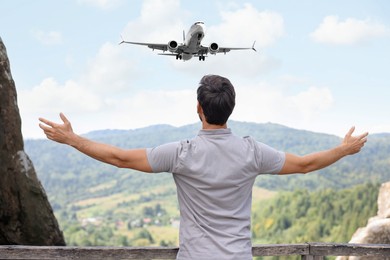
197 75 236 126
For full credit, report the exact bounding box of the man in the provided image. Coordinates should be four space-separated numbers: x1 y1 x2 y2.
39 75 368 260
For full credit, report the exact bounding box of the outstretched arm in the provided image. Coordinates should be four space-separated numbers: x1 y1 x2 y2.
39 113 153 173
279 126 368 175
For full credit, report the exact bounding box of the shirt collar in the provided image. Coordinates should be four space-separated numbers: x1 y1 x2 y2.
198 128 232 136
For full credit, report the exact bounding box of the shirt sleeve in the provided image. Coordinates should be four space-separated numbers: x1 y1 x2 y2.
255 141 286 175
146 142 180 173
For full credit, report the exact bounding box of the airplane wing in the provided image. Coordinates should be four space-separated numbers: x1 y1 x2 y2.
199 41 257 55
218 41 257 53
119 40 169 52
120 35 256 60
218 46 256 53
157 53 177 56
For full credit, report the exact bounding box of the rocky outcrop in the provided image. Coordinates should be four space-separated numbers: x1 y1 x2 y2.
0 37 65 245
337 182 390 260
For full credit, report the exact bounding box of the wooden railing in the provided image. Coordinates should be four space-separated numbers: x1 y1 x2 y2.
0 243 389 259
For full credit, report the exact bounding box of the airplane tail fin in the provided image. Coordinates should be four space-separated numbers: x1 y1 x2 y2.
183 30 185 43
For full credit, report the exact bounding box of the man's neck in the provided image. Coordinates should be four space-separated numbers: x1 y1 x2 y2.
201 121 227 130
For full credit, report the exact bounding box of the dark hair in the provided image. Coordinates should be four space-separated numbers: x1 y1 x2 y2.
197 75 236 125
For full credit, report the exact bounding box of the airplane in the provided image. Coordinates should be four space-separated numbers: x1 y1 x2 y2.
119 21 256 61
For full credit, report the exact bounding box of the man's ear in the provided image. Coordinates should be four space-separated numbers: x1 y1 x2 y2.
197 102 204 122
197 102 203 114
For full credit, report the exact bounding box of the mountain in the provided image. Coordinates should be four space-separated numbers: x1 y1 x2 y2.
25 120 389 203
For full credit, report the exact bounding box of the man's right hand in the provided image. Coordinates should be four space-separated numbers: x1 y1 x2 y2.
39 112 75 145
39 113 153 172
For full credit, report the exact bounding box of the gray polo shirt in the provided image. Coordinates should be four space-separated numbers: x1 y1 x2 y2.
146 128 285 260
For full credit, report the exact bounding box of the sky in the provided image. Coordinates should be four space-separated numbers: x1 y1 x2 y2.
1 0 389 139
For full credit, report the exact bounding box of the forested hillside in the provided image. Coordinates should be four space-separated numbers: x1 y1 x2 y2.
25 121 390 197
252 183 379 244
24 121 389 246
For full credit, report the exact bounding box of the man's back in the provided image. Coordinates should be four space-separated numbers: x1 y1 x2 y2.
147 128 285 259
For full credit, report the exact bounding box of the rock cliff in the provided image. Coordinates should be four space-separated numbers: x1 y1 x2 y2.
0 37 65 245
337 182 390 260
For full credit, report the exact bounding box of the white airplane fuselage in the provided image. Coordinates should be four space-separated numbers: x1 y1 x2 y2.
181 22 205 60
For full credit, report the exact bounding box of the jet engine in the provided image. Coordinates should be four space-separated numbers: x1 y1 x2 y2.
209 43 219 54
168 40 178 52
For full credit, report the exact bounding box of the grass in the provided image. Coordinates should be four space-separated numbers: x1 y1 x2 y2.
62 182 277 247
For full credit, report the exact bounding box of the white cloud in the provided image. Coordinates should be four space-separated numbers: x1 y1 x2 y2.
20 82 198 138
19 78 102 114
311 16 389 45
232 82 334 128
121 0 187 42
19 41 138 113
80 42 139 95
77 0 124 10
31 30 63 45
21 76 335 139
18 41 141 138
206 3 285 48
110 89 198 128
286 87 333 121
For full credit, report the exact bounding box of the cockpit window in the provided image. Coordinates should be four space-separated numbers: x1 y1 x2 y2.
194 21 204 25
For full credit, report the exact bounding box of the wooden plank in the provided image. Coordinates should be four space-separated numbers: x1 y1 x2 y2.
252 244 309 256
1 243 390 259
308 242 390 257
0 245 179 260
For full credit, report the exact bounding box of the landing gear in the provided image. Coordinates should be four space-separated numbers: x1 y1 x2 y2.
176 54 182 60
198 55 205 61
